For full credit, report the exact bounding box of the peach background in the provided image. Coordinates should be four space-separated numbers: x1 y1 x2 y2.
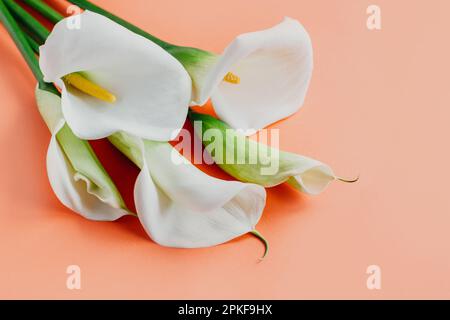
0 0 449 299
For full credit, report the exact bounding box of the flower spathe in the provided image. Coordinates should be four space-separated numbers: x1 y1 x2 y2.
170 17 313 133
36 87 131 220
189 111 340 195
109 132 266 248
39 10 191 141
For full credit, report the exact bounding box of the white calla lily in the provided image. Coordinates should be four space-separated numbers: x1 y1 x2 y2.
36 87 131 220
58 4 312 132
39 10 191 141
189 111 357 195
170 17 313 133
109 132 266 248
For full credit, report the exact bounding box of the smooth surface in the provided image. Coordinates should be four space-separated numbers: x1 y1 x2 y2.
0 0 449 299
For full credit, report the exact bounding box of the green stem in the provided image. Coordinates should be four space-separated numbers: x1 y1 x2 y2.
17 17 44 51
22 0 63 24
25 31 40 53
7 0 48 49
0 0 57 94
4 0 49 43
0 0 42 80
69 0 173 50
250 230 269 260
16 19 42 53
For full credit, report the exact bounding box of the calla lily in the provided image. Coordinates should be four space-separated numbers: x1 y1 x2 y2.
189 111 356 195
36 87 131 220
169 17 313 133
109 132 266 248
63 1 313 133
39 10 192 141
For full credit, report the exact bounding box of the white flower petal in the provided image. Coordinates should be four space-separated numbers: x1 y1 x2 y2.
47 130 129 221
281 156 336 195
39 11 191 141
131 140 266 248
197 17 313 133
36 87 130 221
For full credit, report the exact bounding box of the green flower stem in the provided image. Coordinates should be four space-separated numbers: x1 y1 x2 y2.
5 0 47 48
17 17 44 51
20 22 42 53
26 32 40 53
8 1 49 51
22 0 63 24
0 0 41 80
3 0 49 44
250 230 269 260
0 0 56 94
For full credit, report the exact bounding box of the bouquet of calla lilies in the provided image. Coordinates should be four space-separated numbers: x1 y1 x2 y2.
0 0 356 257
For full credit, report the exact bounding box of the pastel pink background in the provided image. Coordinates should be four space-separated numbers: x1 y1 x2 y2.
0 0 449 299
